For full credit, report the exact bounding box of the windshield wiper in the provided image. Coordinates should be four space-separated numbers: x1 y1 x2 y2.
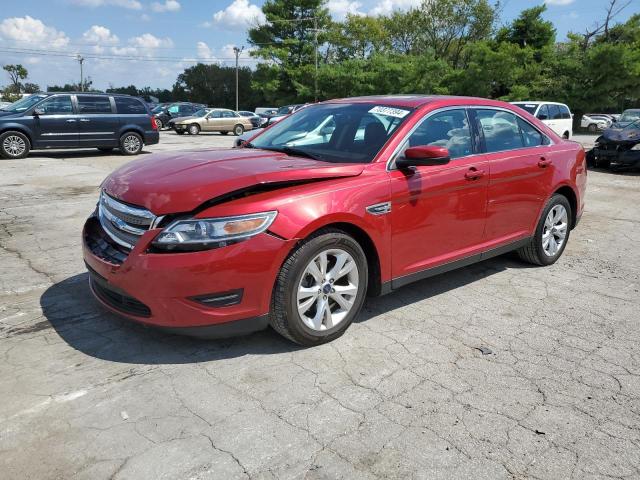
265 146 322 160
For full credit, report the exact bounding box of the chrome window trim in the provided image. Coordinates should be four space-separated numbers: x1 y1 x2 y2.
386 105 554 172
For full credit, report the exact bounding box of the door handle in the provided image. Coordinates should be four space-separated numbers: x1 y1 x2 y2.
79 119 90 123
464 167 485 180
66 119 77 123
538 157 552 168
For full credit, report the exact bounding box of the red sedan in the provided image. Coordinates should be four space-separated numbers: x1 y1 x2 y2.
83 95 587 345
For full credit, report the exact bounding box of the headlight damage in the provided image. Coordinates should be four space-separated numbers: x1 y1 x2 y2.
153 211 278 251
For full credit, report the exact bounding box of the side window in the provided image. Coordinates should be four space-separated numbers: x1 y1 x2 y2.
168 105 179 114
115 97 146 114
476 109 524 153
517 118 544 147
222 111 237 118
548 104 562 120
179 105 192 115
536 104 549 120
208 111 222 118
77 96 113 114
558 104 571 119
37 95 73 115
407 109 472 159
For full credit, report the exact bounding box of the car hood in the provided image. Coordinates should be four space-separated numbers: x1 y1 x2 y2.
601 124 640 143
0 110 19 118
102 149 365 214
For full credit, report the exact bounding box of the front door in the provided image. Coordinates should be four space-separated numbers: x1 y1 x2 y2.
75 95 120 147
389 108 489 281
204 111 224 132
31 94 78 148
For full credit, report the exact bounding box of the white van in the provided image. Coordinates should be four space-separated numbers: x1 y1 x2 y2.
511 101 573 139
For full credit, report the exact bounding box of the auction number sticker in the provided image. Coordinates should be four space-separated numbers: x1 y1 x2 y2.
368 106 410 118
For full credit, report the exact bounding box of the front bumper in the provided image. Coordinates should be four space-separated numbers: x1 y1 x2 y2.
82 215 296 335
593 146 640 168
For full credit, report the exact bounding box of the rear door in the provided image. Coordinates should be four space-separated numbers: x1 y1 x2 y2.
222 111 237 131
389 107 489 280
76 95 120 147
31 94 78 148
473 108 554 244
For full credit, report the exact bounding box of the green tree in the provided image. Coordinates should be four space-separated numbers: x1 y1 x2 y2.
496 5 555 49
23 82 41 94
3 64 28 92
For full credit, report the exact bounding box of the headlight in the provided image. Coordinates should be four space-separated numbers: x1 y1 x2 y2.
153 211 277 251
631 144 640 151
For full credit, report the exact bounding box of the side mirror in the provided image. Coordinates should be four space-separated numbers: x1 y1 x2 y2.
395 146 450 169
33 108 44 117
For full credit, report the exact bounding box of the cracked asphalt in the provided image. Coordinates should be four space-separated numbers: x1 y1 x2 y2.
1 132 639 480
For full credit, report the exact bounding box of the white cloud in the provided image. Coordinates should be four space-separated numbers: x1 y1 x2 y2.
212 0 266 29
327 0 364 19
0 16 69 48
370 0 421 16
71 0 142 9
151 0 181 13
111 33 173 56
196 41 212 59
82 25 119 53
545 0 575 5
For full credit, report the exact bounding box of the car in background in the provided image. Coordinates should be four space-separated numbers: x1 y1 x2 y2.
511 101 573 139
255 107 277 116
0 92 158 159
581 114 612 132
84 95 586 345
264 104 307 126
589 109 640 170
167 108 212 131
237 111 262 128
153 102 206 130
172 108 253 136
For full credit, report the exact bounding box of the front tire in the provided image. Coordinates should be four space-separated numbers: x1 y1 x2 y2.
0 131 30 159
270 230 368 346
517 194 572 266
119 132 143 156
588 123 597 133
188 124 200 135
233 124 244 136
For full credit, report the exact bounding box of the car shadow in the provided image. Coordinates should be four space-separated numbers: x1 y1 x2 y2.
28 149 152 160
39 254 529 364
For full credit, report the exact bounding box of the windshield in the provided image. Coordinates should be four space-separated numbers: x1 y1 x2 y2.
513 103 538 115
622 119 640 130
619 111 640 123
249 103 414 163
2 94 47 112
193 109 209 117
151 105 165 113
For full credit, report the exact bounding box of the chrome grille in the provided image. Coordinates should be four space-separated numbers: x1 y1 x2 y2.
98 191 156 249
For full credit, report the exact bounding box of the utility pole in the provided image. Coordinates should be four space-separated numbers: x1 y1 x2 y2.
233 46 244 111
76 55 85 91
314 17 318 103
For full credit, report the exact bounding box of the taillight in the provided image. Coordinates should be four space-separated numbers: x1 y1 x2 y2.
151 117 158 130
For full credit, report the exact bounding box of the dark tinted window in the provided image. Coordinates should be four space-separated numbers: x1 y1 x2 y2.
407 109 472 159
476 110 524 152
517 118 544 147
77 96 112 114
536 104 549 120
558 104 571 119
178 105 193 114
38 95 73 115
513 103 538 115
548 104 562 120
115 97 146 114
222 111 237 118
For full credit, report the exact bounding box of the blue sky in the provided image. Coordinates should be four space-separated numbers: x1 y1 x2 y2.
0 0 636 91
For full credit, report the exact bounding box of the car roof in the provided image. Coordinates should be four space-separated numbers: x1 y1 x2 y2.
43 92 140 98
622 109 640 113
325 95 533 110
512 101 569 107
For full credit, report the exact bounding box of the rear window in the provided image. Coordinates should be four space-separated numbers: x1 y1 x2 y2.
558 104 571 119
115 97 147 114
513 103 539 115
77 96 113 114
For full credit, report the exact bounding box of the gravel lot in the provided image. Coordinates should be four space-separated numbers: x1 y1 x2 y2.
2 131 639 480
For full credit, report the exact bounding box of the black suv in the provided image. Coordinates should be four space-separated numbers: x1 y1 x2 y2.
152 102 206 130
0 92 159 159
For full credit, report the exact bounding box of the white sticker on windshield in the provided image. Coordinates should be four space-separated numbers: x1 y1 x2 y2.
368 106 410 118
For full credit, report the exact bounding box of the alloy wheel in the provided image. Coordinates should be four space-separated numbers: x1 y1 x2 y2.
123 135 141 154
542 204 568 257
3 135 26 157
296 248 359 331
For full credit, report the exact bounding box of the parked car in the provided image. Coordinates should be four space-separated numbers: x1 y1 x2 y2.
0 101 13 109
172 108 253 136
589 109 640 170
83 95 586 345
152 102 206 130
581 114 612 132
511 101 573 139
264 104 307 126
167 108 212 131
0 92 159 159
237 110 262 128
255 107 277 115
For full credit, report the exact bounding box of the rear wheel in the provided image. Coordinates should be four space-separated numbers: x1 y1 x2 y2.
518 194 571 266
233 124 244 136
188 124 200 135
155 118 163 130
270 230 368 346
119 132 143 156
0 131 30 159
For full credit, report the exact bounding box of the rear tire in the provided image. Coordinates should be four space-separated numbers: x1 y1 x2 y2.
270 229 368 346
517 194 572 266
233 124 244 136
119 132 143 156
0 131 30 159
155 118 163 130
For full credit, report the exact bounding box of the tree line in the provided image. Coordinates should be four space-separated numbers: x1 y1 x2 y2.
2 0 638 119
